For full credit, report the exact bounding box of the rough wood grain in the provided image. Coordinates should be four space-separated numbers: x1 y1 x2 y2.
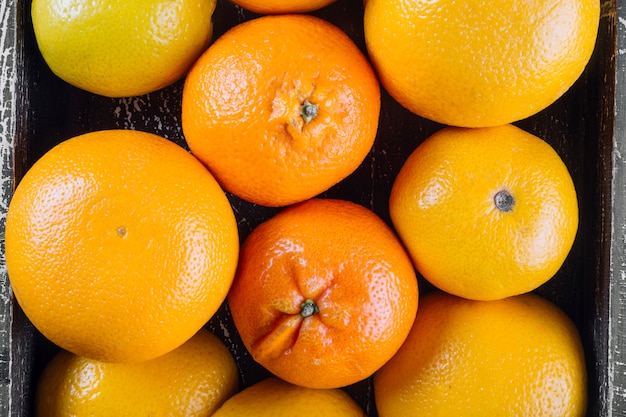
609 1 626 413
0 0 15 413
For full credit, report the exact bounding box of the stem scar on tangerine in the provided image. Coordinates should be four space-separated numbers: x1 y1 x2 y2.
300 299 319 318
300 99 319 124
228 199 418 388
181 14 381 207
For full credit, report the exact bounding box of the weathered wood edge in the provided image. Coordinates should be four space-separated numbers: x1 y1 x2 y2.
0 0 18 414
609 0 626 414
1 1 35 415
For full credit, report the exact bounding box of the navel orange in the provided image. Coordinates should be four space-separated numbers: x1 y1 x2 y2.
364 0 600 127
227 199 418 389
5 130 239 363
31 0 217 97
182 14 380 207
213 377 366 417
35 329 239 417
374 291 587 417
229 0 336 14
389 124 578 301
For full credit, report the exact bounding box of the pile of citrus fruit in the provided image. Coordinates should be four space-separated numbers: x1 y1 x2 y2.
5 0 600 415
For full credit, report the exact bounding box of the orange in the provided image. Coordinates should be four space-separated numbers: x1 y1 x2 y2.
31 0 216 97
35 329 239 417
364 0 600 127
389 124 578 301
5 130 239 363
227 199 418 389
374 291 587 417
181 14 380 207
229 0 336 14
212 377 366 417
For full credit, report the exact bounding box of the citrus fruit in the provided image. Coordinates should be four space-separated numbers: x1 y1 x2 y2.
363 0 600 127
227 198 418 389
35 329 239 417
181 14 380 207
31 0 217 97
213 377 366 417
229 0 336 14
389 124 578 301
374 291 588 417
5 129 239 363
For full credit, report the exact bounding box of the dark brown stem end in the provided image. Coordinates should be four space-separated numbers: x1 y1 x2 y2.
494 190 515 212
301 299 319 318
300 99 318 124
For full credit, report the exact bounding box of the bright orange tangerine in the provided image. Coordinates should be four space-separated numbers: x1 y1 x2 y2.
182 14 380 207
229 0 336 14
227 198 418 389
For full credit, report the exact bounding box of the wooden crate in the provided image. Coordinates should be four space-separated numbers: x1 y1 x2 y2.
1 0 624 415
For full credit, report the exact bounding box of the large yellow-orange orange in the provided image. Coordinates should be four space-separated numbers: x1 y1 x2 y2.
228 199 418 388
5 130 239 363
364 0 599 127
182 14 380 207
374 291 587 416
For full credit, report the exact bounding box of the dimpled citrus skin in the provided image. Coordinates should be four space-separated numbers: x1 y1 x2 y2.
229 0 336 14
364 0 600 127
182 14 380 207
374 291 587 417
213 377 366 417
227 199 418 389
35 329 239 417
389 125 578 301
31 0 216 97
5 130 239 363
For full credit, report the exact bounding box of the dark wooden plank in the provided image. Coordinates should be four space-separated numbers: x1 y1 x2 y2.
608 0 626 412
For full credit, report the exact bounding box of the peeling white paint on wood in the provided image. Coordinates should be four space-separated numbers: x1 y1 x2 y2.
609 3 626 414
0 1 16 416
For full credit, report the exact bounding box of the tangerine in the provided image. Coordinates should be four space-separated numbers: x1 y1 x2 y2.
5 130 239 363
229 0 336 14
374 291 587 416
364 0 600 127
227 199 418 389
35 329 239 417
389 125 578 301
181 14 380 207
